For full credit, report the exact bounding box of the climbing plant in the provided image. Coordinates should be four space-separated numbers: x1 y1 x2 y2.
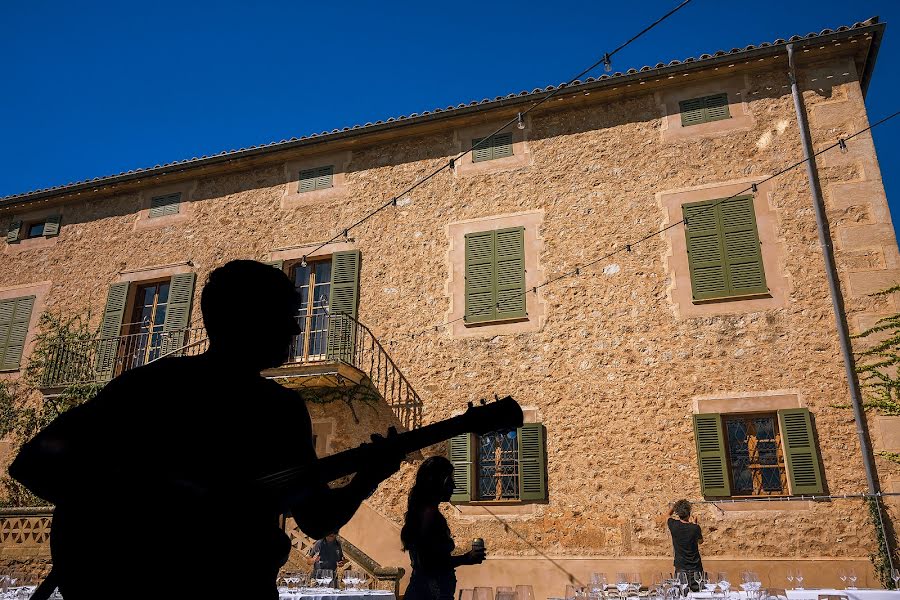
854 283 900 415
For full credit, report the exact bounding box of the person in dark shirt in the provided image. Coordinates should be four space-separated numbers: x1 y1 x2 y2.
307 531 347 572
401 457 485 600
9 260 402 600
665 499 704 590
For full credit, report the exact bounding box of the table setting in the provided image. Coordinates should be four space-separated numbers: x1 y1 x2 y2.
277 568 396 600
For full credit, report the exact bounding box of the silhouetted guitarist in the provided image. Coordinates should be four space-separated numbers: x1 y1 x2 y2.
10 261 404 600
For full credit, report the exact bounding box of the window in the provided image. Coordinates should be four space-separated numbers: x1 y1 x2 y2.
683 196 767 301
291 259 332 360
693 409 823 497
299 166 334 193
679 93 730 127
450 423 546 503
464 227 526 324
0 296 35 371
148 193 181 218
472 133 513 163
122 281 171 368
6 216 60 243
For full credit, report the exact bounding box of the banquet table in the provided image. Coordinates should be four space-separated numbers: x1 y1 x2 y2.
277 588 396 600
691 590 900 600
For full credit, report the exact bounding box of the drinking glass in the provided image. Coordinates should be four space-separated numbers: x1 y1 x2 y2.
838 569 847 589
590 573 607 599
716 572 730 596
794 570 804 591
517 585 536 600
847 569 858 590
630 573 641 597
677 572 690 599
786 570 794 590
315 569 334 589
475 586 495 600
616 573 630 597
891 568 899 589
702 573 716 593
693 571 703 592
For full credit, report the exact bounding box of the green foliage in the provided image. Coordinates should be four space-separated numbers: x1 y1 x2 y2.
878 451 900 466
866 497 897 589
854 284 900 415
0 311 102 507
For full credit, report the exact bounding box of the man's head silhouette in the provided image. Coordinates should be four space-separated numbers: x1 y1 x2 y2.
201 260 301 370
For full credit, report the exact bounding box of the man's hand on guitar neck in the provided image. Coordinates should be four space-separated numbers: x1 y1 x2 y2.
352 426 405 497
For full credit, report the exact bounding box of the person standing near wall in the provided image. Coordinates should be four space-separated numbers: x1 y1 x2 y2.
664 499 704 589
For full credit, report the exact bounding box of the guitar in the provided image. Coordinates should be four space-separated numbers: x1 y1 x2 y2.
256 395 523 509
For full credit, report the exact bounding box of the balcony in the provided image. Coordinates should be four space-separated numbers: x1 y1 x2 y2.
40 313 422 430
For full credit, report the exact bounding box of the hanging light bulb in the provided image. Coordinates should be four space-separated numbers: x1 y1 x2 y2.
517 112 526 130
838 138 848 153
300 255 308 268
603 53 612 73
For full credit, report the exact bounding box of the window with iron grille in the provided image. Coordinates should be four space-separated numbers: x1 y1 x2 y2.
477 428 520 500
723 413 787 496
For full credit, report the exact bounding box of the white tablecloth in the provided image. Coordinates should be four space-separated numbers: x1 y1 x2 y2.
691 590 900 600
278 589 396 600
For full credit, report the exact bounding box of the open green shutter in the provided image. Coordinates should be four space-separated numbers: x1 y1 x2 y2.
450 432 473 502
685 201 728 300
693 413 731 497
472 137 493 163
161 273 196 356
495 227 526 319
518 423 547 501
149 193 181 218
327 250 361 362
43 215 61 237
778 408 824 495
721 197 767 296
492 133 514 159
96 282 130 380
465 231 495 323
0 296 35 371
6 221 22 243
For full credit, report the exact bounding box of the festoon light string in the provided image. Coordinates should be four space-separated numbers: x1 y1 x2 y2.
293 0 695 268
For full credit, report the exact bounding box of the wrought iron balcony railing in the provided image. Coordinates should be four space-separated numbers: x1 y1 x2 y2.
41 313 423 429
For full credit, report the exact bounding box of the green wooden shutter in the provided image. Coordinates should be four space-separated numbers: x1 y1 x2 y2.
327 250 361 362
315 165 334 190
518 423 547 501
492 133 514 159
161 273 196 356
464 231 496 323
495 227 526 319
693 413 731 497
96 282 130 380
778 408 824 495
299 168 318 193
704 93 731 122
6 221 22 243
42 215 61 237
149 193 181 218
685 201 728 300
679 97 708 127
449 432 473 502
0 296 35 371
721 197 767 296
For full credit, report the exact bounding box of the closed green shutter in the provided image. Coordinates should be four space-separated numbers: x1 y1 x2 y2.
685 196 766 301
315 165 334 190
679 93 731 127
6 221 22 243
149 193 181 218
96 282 130 379
43 215 61 237
465 231 496 323
449 432 473 502
495 227 526 319
0 296 35 371
299 168 318 193
518 423 547 501
327 250 361 362
472 133 514 162
472 137 493 163
492 133 514 159
693 413 731 497
778 408 824 495
161 273 196 356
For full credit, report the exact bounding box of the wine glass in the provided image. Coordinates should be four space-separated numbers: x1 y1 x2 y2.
716 572 730 596
590 573 607 599
847 569 857 590
616 573 630 597
693 571 704 593
838 569 847 589
677 572 690 599
794 569 804 591
702 572 716 593
630 573 641 598
315 569 334 589
786 569 794 590
891 568 899 590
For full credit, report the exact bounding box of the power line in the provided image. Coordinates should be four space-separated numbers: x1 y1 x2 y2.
406 108 900 338
296 1 694 265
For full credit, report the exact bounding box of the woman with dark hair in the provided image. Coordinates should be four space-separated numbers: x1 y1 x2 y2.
402 456 486 600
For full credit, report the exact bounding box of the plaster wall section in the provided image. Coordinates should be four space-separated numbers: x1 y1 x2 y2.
0 54 894 587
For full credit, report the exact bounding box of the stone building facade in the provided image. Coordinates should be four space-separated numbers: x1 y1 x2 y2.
1 17 898 598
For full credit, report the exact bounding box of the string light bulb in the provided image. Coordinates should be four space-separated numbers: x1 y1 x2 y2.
300 255 308 268
603 53 612 73
838 138 848 153
517 112 526 130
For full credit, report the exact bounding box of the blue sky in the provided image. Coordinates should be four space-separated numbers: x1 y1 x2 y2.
1 1 897 234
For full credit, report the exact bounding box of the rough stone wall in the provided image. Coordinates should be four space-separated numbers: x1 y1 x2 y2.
0 53 896 584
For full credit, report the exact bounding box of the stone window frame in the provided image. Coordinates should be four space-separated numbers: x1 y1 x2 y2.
453 407 543 519
450 119 533 177
134 180 196 231
658 177 789 319
282 151 352 209
0 281 52 375
656 75 755 143
691 391 815 513
446 211 546 338
115 261 196 328
4 206 65 255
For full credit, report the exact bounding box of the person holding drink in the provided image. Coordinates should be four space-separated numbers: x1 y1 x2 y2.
401 457 486 600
